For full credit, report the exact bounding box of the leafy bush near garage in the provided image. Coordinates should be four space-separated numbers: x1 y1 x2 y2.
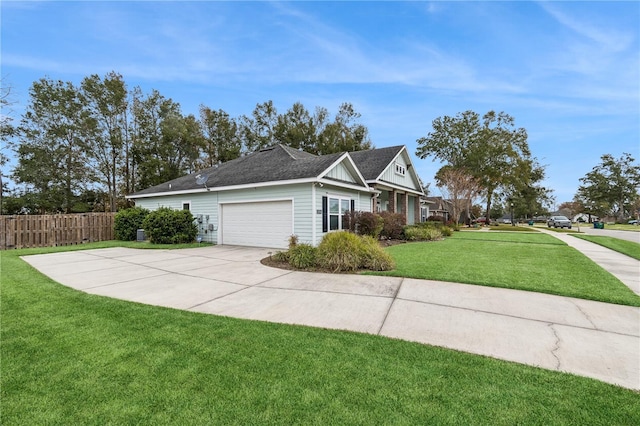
317 232 394 272
141 207 198 244
379 211 406 239
114 207 150 241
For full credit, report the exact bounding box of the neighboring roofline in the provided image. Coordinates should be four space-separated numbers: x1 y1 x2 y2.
126 176 372 200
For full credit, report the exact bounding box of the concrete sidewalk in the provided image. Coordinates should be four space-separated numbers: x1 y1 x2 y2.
22 244 639 391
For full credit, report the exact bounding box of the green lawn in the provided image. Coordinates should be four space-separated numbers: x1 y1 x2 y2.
375 231 640 307
2 244 639 424
572 234 640 260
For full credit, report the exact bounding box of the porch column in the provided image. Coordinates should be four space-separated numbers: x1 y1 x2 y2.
372 193 378 213
402 193 408 222
389 190 396 213
414 196 421 223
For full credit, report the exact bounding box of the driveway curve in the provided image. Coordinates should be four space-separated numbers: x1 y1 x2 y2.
22 244 640 391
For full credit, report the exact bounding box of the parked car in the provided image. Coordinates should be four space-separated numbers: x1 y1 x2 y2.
547 215 572 229
629 219 638 225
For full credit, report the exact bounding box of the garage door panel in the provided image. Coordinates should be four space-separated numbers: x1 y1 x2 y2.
221 201 292 249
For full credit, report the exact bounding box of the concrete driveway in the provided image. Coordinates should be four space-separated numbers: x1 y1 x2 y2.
22 244 640 391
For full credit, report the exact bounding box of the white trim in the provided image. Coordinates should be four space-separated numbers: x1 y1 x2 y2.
181 200 191 210
127 176 370 200
367 180 423 196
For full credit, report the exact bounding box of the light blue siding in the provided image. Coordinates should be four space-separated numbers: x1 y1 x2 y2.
133 183 314 245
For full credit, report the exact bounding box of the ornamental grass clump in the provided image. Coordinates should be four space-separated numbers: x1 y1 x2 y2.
317 232 394 272
358 235 395 271
288 243 317 269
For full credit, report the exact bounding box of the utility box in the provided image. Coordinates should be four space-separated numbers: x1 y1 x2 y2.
137 229 145 242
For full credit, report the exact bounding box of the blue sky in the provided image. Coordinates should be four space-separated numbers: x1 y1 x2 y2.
2 1 638 206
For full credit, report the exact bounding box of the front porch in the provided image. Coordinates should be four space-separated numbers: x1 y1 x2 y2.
371 186 421 225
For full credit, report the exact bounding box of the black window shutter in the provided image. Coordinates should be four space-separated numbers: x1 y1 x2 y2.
322 196 328 232
350 199 355 211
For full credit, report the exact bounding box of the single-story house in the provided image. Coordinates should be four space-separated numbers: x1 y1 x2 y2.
127 144 424 249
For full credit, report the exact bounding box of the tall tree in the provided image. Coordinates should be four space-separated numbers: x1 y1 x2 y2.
274 102 317 152
576 153 640 220
14 78 93 213
239 100 279 152
416 110 531 221
81 71 128 211
131 90 199 189
316 102 372 154
1 79 16 213
199 106 242 167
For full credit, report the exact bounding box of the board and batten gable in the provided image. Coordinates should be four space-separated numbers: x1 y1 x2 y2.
325 161 358 183
378 149 422 192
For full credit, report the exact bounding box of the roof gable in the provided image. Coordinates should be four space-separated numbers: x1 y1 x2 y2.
350 146 423 194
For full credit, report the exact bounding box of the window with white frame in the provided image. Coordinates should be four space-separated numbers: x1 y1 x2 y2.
395 163 406 176
329 197 351 230
182 202 191 211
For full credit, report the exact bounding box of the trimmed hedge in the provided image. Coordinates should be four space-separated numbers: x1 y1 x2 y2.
141 207 198 244
114 207 150 241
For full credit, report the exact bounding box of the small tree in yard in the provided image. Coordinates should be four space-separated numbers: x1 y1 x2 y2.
435 166 480 227
142 207 197 244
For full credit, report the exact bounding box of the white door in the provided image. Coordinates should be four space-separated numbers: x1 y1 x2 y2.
220 200 292 248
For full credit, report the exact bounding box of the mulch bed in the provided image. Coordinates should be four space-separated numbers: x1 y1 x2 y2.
260 239 408 273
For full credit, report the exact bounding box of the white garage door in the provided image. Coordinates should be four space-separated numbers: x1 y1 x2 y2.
221 200 293 249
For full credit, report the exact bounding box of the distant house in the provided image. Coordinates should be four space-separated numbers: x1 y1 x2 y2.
422 196 452 221
127 144 424 249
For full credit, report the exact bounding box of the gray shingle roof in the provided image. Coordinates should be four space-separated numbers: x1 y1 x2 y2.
130 144 344 197
349 145 404 181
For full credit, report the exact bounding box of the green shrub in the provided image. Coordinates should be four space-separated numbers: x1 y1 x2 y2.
317 232 394 272
358 235 395 271
142 207 198 244
379 211 406 239
343 211 384 238
271 251 290 262
288 244 317 269
414 220 453 237
114 207 149 241
317 232 364 272
403 226 443 241
356 212 384 238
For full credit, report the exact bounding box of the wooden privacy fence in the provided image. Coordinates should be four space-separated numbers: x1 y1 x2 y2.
0 213 116 250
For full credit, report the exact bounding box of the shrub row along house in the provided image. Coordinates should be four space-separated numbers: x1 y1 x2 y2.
127 144 424 249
